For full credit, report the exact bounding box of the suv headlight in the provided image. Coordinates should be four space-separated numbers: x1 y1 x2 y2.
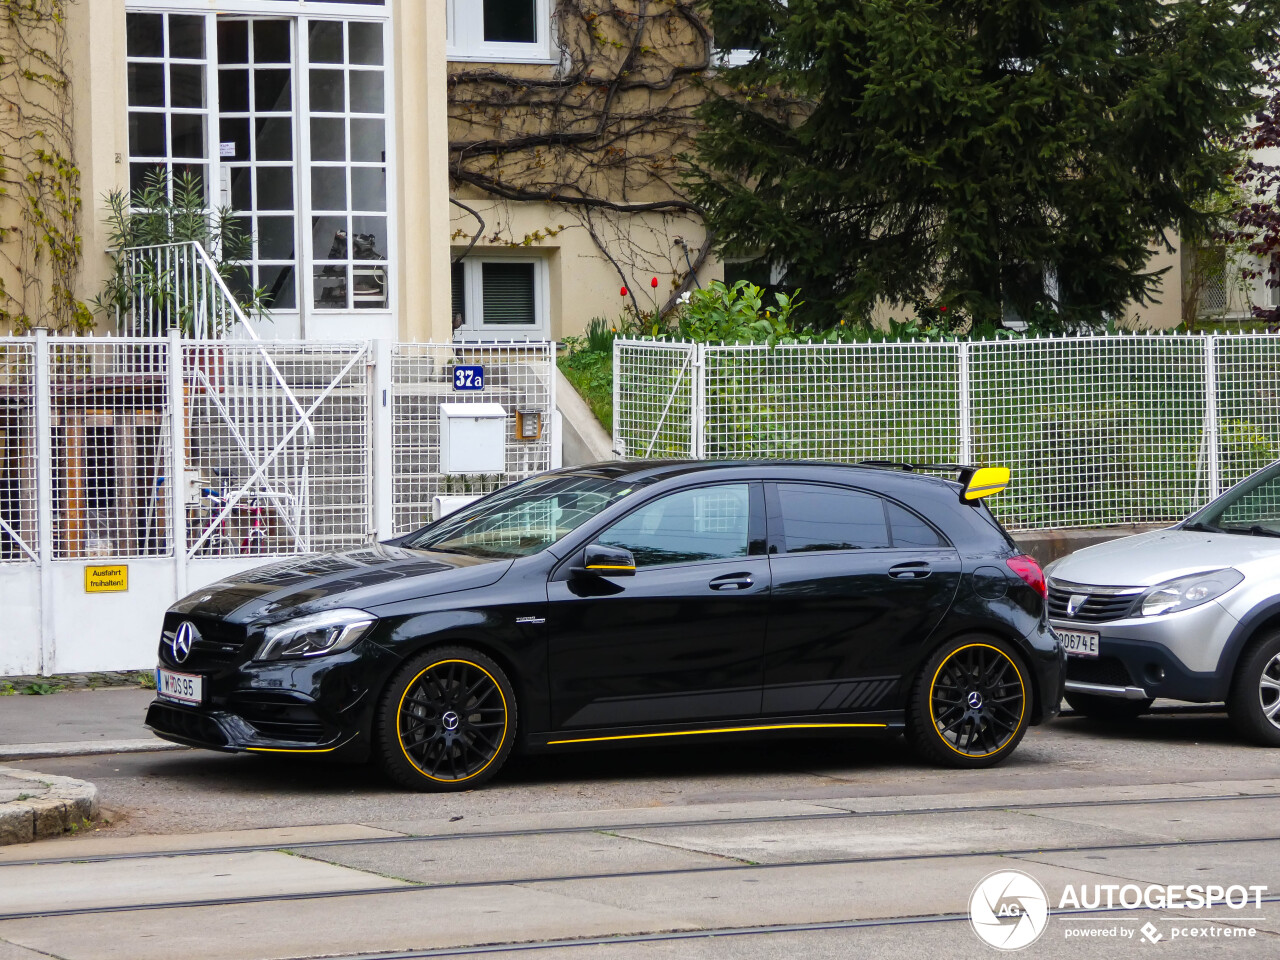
1138 569 1244 617
255 608 376 661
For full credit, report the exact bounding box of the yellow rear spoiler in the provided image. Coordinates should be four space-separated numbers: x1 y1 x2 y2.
962 466 1010 501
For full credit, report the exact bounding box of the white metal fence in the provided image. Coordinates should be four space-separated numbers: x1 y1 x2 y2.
614 334 1280 531
0 334 557 675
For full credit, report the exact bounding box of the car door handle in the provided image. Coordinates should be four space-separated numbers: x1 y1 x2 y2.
888 562 932 580
709 573 755 591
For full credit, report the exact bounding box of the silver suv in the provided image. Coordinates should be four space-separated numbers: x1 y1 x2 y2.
1045 461 1280 745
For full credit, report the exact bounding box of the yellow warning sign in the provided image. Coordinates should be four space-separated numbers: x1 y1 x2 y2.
84 565 128 593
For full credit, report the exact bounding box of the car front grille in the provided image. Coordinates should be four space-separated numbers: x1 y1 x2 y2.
231 691 330 743
1066 655 1135 688
1047 583 1142 623
159 615 252 668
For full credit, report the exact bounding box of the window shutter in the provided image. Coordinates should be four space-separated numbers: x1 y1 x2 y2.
482 262 536 325
451 261 466 325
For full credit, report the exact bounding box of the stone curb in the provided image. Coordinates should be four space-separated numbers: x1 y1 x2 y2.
0 766 99 846
0 739 185 762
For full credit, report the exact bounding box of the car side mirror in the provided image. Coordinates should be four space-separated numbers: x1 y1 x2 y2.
578 544 636 578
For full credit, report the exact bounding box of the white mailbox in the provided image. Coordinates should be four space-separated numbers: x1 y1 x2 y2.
439 402 507 474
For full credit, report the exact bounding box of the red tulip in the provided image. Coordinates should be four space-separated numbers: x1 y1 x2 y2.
940 305 948 312
651 277 659 288
620 286 628 297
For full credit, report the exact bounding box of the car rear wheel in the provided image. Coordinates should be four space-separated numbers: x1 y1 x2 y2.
907 635 1030 768
1228 630 1280 747
376 646 517 791
1064 691 1154 722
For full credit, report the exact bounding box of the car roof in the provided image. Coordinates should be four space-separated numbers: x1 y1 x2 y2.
552 459 961 489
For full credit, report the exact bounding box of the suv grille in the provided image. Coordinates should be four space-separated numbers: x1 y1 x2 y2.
1047 583 1141 623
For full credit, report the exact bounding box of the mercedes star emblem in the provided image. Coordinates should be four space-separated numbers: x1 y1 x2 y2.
173 621 196 664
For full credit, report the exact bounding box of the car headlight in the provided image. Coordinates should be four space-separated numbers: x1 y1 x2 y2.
255 608 376 661
1138 569 1244 617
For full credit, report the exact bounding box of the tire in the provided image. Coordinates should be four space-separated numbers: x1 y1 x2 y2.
907 634 1031 768
376 645 518 791
1227 629 1280 747
1064 691 1154 722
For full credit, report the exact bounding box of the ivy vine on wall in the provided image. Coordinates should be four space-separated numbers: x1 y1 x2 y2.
0 0 90 333
448 0 715 316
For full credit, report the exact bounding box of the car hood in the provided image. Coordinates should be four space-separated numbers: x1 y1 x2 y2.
170 544 512 625
1047 528 1280 588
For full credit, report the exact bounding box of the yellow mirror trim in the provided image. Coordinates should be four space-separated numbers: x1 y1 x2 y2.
965 466 1010 500
586 564 636 571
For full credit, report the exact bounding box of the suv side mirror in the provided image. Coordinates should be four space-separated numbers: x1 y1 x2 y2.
579 544 636 577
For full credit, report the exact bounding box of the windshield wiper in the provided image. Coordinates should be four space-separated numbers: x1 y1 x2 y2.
1218 524 1280 538
1183 521 1223 533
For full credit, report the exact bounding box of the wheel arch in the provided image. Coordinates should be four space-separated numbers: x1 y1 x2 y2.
918 624 1041 718
1216 601 1280 699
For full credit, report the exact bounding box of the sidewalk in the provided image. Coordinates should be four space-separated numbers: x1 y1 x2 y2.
0 687 177 761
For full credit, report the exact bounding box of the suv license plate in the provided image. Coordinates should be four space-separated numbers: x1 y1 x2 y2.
157 668 203 705
1057 629 1100 658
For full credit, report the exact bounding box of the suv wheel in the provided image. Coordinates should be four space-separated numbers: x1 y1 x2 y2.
1228 630 1280 747
377 646 518 791
907 634 1030 768
1064 691 1154 722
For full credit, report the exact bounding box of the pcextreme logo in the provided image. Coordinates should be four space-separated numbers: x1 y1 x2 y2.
969 870 1051 951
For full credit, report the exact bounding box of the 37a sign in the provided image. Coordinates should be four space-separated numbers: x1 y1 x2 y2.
453 365 485 391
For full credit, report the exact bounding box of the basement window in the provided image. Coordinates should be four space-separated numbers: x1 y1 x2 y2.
447 0 555 63
452 258 549 339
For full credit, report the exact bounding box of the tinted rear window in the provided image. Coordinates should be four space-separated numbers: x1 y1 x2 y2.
777 484 890 552
886 502 948 548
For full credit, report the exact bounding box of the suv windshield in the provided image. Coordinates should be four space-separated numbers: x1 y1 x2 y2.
1192 462 1280 536
407 475 638 559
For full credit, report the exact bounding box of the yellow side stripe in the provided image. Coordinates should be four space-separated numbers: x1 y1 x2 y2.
547 722 886 746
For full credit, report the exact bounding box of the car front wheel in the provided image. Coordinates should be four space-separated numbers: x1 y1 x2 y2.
1228 629 1280 747
907 634 1030 768
376 646 517 791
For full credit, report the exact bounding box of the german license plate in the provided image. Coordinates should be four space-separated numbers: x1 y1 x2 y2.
1056 628 1100 658
156 668 203 705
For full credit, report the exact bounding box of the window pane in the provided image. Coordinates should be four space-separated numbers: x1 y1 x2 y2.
311 166 347 211
311 117 346 161
349 71 384 113
349 118 384 161
352 263 387 308
313 216 348 258
253 20 291 64
451 262 466 326
126 13 164 58
128 64 165 108
173 164 208 198
169 64 205 109
128 112 166 158
257 264 296 310
219 117 250 162
887 502 947 548
598 485 750 567
309 21 344 64
777 484 889 552
255 69 292 112
481 262 535 324
309 69 345 113
229 167 252 210
350 167 386 211
255 116 293 161
217 20 249 64
255 167 293 210
484 0 538 44
351 216 388 261
314 265 349 308
170 113 206 158
256 216 295 260
130 162 163 195
219 70 250 113
349 23 384 65
168 15 206 59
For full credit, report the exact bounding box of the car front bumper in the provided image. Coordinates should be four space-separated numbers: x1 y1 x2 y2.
1053 599 1238 703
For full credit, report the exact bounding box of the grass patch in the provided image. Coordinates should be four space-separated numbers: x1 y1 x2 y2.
558 348 613 434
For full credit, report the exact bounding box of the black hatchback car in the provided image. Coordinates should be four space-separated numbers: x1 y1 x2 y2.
147 461 1064 790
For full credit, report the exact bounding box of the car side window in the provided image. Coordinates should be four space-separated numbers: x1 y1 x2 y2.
776 483 890 552
596 484 751 568
886 501 949 548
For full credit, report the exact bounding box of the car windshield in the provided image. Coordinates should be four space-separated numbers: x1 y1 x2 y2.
406 475 638 559
1192 461 1280 536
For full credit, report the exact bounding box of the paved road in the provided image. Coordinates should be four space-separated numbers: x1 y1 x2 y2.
0 703 1278 958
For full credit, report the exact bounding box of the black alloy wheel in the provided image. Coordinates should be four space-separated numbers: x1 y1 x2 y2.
908 635 1029 768
377 646 517 791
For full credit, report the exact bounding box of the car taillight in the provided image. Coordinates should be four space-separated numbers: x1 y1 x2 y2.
1006 555 1047 599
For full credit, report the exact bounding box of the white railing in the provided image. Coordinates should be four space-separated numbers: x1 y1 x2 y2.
614 333 1280 531
116 241 255 340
